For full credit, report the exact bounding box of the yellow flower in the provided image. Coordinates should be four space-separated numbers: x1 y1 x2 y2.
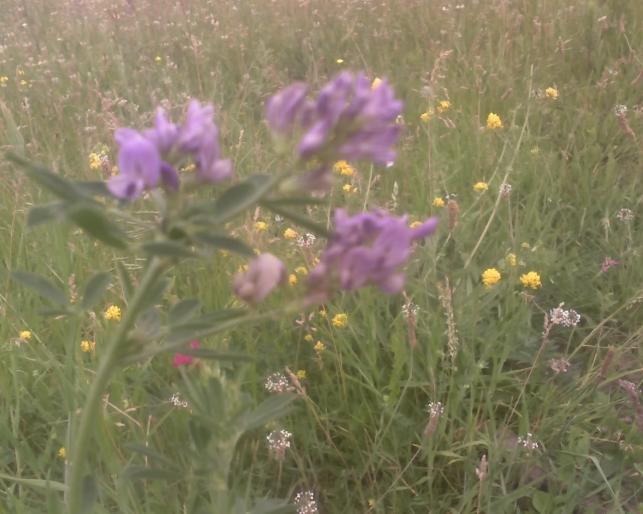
481 268 501 287
283 228 299 240
333 160 355 176
437 100 451 113
80 340 95 353
104 305 121 321
371 77 382 89
19 79 29 87
295 266 308 276
420 110 433 122
314 340 326 354
288 274 298 286
342 184 358 194
88 152 103 170
530 146 540 155
304 334 314 342
332 313 348 327
57 447 66 459
409 221 423 229
336 58 344 64
319 307 328 318
19 330 32 341
473 181 489 192
486 112 503 129
545 87 559 100
520 271 542 290
505 253 517 267
296 369 307 380
0 76 8 87
154 55 162 63
254 221 268 231
432 197 445 208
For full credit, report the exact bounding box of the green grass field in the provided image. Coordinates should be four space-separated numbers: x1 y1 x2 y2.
1 0 642 512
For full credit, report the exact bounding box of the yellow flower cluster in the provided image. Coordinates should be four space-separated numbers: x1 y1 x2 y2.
334 160 355 176
432 197 445 208
482 268 501 287
332 313 348 327
486 113 503 130
314 340 326 354
283 228 299 240
437 100 451 113
104 305 122 321
57 447 66 459
473 181 489 192
19 330 32 341
0 76 8 87
420 109 434 122
342 184 358 194
254 221 268 231
80 340 96 353
371 77 382 90
520 271 542 289
545 87 559 100
288 274 298 286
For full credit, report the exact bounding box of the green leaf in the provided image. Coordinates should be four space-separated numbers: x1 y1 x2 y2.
27 203 66 227
249 499 295 514
262 203 329 238
123 443 177 469
178 348 252 362
73 181 110 197
0 472 66 492
142 241 195 258
135 307 161 340
80 474 97 514
532 491 553 513
193 233 254 256
138 277 170 311
237 393 298 433
66 203 129 249
168 299 201 325
81 272 111 310
123 467 182 481
213 174 275 222
12 271 67 306
115 261 134 300
165 310 247 346
7 152 83 202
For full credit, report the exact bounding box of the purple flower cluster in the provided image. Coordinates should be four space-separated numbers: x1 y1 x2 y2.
108 100 232 199
266 72 403 190
308 209 438 294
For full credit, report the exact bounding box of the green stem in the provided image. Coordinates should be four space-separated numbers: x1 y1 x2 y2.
67 258 165 514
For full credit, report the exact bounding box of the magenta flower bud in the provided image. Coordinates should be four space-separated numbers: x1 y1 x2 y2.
233 253 287 304
172 340 200 368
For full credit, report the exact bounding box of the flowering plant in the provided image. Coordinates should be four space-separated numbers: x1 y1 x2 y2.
9 71 436 513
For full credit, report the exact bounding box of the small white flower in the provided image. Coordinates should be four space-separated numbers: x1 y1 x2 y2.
294 490 318 514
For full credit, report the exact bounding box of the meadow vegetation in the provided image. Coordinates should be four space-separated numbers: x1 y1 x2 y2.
0 0 641 512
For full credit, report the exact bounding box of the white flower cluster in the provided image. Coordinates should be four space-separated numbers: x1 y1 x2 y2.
549 303 581 327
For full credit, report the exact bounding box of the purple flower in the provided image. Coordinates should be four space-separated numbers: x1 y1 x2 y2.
308 209 438 294
265 82 309 134
143 108 179 153
107 130 162 200
233 253 287 304
265 72 403 178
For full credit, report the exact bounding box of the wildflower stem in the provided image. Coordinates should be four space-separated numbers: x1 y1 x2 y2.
362 164 374 211
67 257 165 514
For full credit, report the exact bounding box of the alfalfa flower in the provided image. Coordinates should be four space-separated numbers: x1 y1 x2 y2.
545 87 559 100
19 330 32 342
308 209 438 294
520 271 542 290
103 305 121 321
331 313 348 327
473 181 489 192
233 253 286 304
80 340 96 353
107 131 162 199
486 112 503 129
432 197 445 208
481 268 501 287
266 72 403 183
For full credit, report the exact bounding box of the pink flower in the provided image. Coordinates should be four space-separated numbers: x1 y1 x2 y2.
601 257 619 273
172 340 200 368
